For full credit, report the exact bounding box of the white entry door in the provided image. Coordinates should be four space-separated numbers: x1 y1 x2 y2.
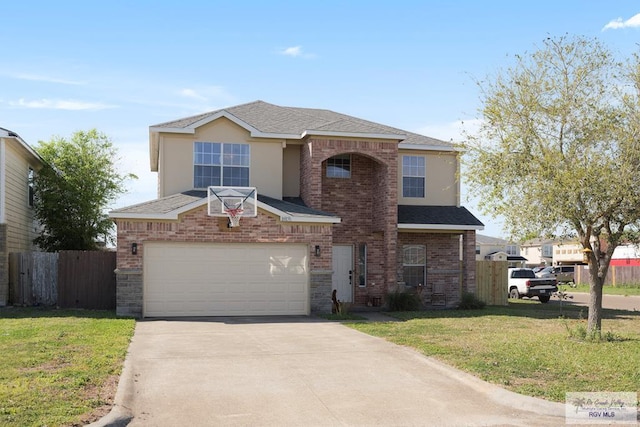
332 245 353 302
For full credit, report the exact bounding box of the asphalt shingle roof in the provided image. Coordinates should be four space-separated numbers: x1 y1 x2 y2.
110 190 207 215
259 195 336 218
398 205 484 227
151 100 451 147
110 191 338 221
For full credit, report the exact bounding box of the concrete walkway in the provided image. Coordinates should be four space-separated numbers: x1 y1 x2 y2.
94 315 567 427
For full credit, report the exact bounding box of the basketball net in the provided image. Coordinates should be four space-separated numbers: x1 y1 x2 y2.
225 207 244 227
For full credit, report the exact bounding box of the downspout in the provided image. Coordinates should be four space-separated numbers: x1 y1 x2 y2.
0 137 5 223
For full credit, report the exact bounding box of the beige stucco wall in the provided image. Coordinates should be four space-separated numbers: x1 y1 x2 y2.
4 140 38 253
282 144 301 197
157 117 283 199
397 149 458 206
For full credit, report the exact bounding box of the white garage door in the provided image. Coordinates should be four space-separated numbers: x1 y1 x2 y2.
144 242 309 317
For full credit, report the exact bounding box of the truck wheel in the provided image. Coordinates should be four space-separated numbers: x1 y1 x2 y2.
539 295 551 303
509 288 521 299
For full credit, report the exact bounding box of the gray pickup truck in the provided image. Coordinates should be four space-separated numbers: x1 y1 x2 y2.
508 268 558 303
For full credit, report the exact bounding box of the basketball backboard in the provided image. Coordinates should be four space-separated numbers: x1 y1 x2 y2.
208 187 258 227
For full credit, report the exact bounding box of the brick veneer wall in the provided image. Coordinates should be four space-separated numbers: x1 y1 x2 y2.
300 138 398 307
462 230 477 294
115 204 333 317
398 232 471 309
0 224 7 306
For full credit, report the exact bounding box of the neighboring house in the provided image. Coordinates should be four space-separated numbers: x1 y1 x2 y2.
553 241 584 265
521 238 585 267
109 101 483 318
520 238 554 268
0 128 43 305
475 234 526 267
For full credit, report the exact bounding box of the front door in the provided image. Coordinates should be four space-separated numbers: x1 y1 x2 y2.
332 245 353 302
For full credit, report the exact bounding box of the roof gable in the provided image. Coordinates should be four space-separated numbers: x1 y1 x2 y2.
0 127 43 164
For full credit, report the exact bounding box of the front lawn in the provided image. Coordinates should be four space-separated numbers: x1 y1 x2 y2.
348 300 640 402
0 308 135 427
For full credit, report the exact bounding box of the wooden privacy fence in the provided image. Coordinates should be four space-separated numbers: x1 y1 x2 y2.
9 251 116 309
475 260 508 306
574 265 640 286
9 252 58 306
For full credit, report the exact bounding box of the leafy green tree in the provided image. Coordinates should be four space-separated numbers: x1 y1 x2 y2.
33 129 136 251
462 36 640 335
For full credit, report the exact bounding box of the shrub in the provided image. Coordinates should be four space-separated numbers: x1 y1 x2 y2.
386 290 421 311
457 292 486 310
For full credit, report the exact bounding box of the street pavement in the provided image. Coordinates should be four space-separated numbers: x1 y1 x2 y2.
561 292 640 312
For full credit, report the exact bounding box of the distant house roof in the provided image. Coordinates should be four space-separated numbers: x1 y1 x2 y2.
148 100 455 171
476 234 511 245
397 205 484 231
109 191 340 224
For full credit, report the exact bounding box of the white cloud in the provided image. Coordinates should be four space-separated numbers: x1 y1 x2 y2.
9 98 116 111
279 46 316 59
603 13 640 30
11 73 86 85
179 88 207 101
281 46 302 57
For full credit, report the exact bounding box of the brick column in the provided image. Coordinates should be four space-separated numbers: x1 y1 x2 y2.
463 231 477 294
299 141 322 210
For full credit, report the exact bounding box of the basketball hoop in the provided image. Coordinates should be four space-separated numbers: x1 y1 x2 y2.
224 207 244 227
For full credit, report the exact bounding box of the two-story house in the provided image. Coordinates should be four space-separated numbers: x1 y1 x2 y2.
475 234 526 267
0 127 43 305
109 101 483 318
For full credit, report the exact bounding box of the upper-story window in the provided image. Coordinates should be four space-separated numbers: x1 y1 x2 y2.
194 142 250 188
506 245 518 255
402 155 425 198
326 154 351 178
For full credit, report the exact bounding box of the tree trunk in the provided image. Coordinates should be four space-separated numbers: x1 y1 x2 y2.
587 268 604 335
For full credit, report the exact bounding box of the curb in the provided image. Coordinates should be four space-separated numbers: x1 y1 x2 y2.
86 342 136 427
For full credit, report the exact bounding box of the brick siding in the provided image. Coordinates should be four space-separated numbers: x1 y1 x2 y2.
300 138 398 306
398 232 474 309
115 204 333 317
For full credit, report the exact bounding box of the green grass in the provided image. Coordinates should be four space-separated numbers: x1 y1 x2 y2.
0 308 135 427
569 283 640 296
348 300 640 402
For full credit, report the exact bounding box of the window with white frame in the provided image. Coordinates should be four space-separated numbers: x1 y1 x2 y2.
402 155 425 197
326 154 351 178
506 245 518 255
403 245 426 287
193 142 249 188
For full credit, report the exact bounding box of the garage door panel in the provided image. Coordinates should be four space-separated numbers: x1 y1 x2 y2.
144 243 309 317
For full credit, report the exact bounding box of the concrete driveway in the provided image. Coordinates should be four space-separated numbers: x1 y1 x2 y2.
106 316 566 426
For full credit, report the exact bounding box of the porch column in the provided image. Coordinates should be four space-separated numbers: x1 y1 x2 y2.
463 230 477 294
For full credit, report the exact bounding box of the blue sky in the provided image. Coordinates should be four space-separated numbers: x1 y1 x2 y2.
2 1 640 238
